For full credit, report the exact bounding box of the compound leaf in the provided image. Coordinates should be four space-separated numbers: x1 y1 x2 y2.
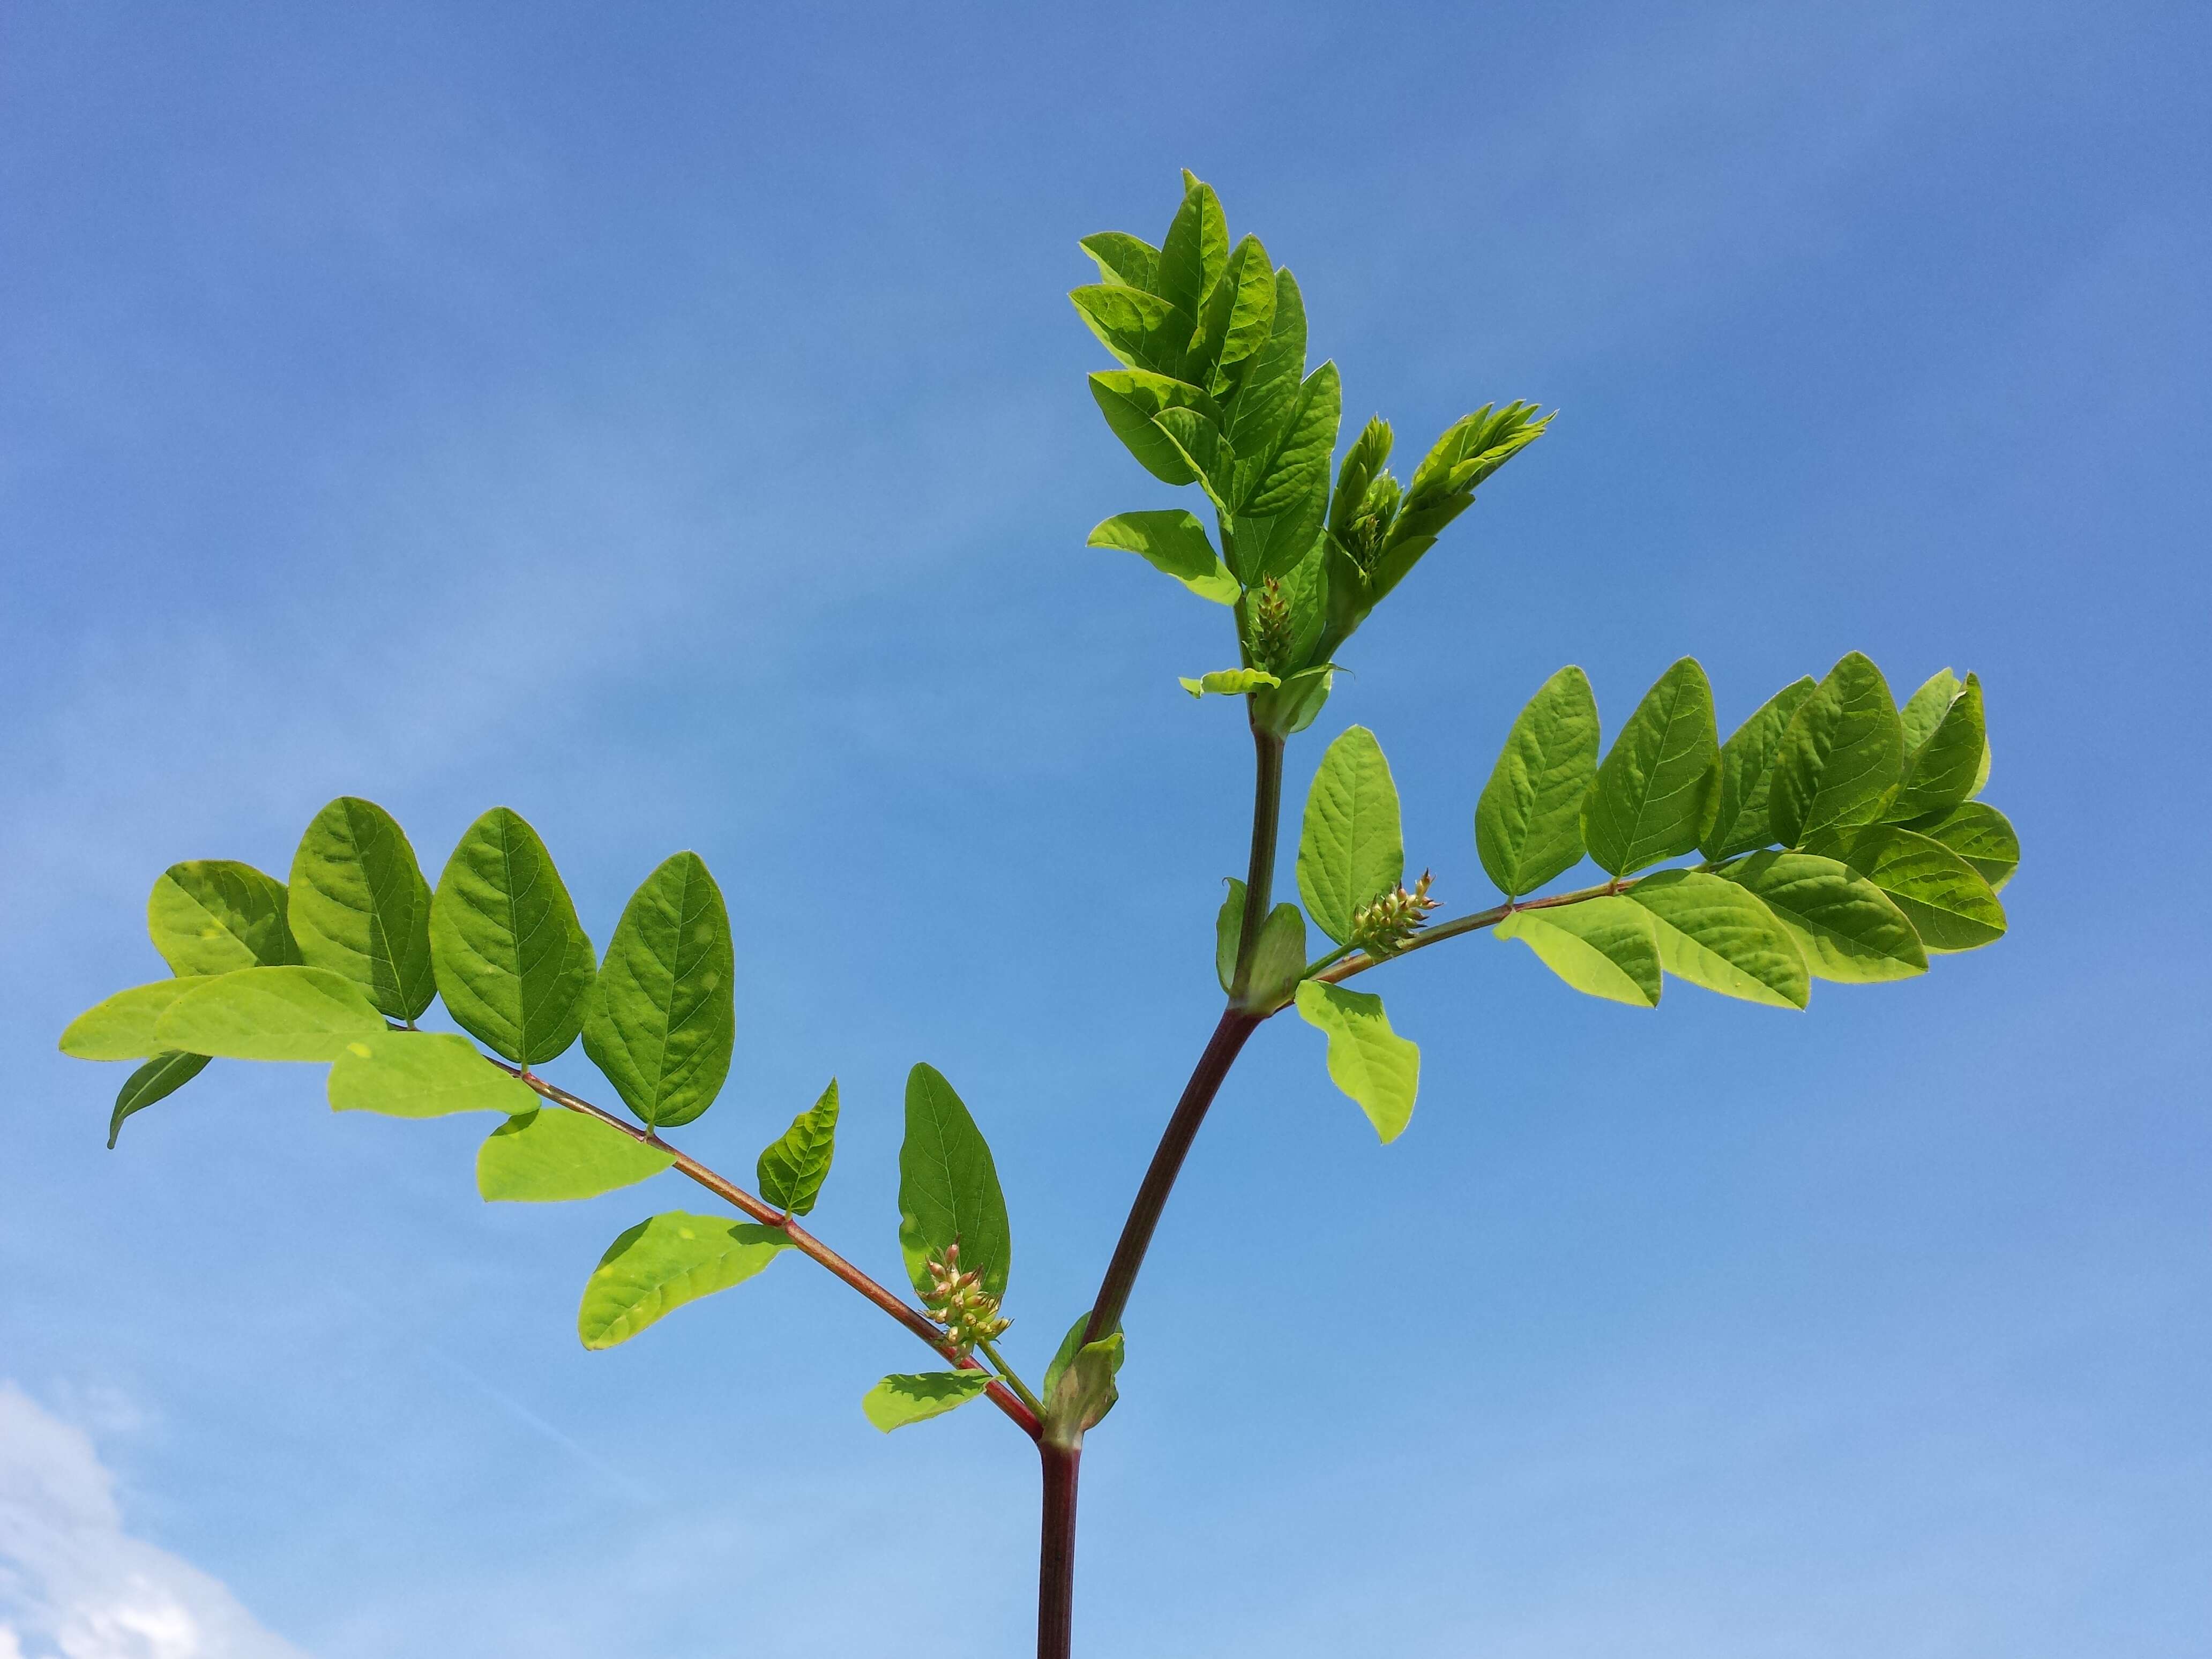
147 860 300 976
107 1052 210 1148
1702 677 1817 860
476 1107 674 1202
1494 896 1661 1007
1583 659 1718 876
583 852 735 1129
430 807 596 1066
862 1370 996 1432
1476 666 1599 896
288 797 436 1021
327 1029 535 1118
577 1211 791 1350
1627 869 1809 1008
153 966 385 1061
1087 511 1240 604
1718 851 1926 983
757 1079 841 1217
1297 726 1404 945
1769 653 1903 847
898 1064 1011 1302
1294 980 1419 1143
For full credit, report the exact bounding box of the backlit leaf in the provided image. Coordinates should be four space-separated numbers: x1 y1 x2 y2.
1295 980 1419 1143
1237 363 1341 518
430 807 596 1066
862 1370 996 1432
1627 869 1809 1008
1908 801 2019 891
1888 672 1985 820
1897 668 1961 755
61 978 206 1061
1079 230 1159 291
898 1064 1011 1302
1045 1331 1126 1444
1701 677 1817 861
1583 659 1718 876
1087 510 1240 604
1222 269 1307 458
153 966 386 1061
1214 878 1247 994
1180 668 1280 698
1154 175 1227 326
147 861 299 976
288 797 436 1021
1297 726 1405 944
1191 234 1276 394
1718 851 1926 983
1837 825 2007 952
1476 666 1599 896
577 1211 791 1349
327 1029 535 1118
1069 286 1195 379
1238 901 1309 1013
1494 896 1661 1007
476 1107 674 1202
583 852 735 1129
1769 653 1903 848
757 1079 840 1217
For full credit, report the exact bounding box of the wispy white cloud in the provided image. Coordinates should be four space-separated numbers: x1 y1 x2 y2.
0 1383 306 1659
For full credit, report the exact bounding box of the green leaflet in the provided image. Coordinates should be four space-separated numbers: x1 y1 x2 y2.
1295 980 1418 1143
897 1064 1011 1302
1079 230 1160 291
582 852 735 1129
862 1370 997 1432
1044 1330 1125 1447
60 978 206 1060
1250 664 1335 738
153 966 386 1061
1476 667 1599 896
1769 653 1903 848
1042 1312 1125 1407
1909 801 2019 891
1180 668 1280 698
1582 658 1719 876
1702 677 1817 861
1494 897 1661 1007
1155 173 1228 327
757 1079 840 1217
1369 403 1550 601
476 1107 674 1202
1237 902 1309 1014
1087 511 1240 604
1898 668 1961 754
1222 268 1307 459
1837 825 2007 952
1192 234 1276 395
1297 725 1405 944
1888 672 1985 820
288 797 436 1021
147 860 300 976
1237 362 1341 518
1626 869 1809 1008
1068 286 1195 380
429 807 597 1066
327 1029 535 1118
1328 417 1395 540
1152 406 1235 514
1717 852 1926 983
1087 370 1217 486
576 1211 791 1350
1230 483 1327 586
1215 878 1247 993
108 1052 210 1148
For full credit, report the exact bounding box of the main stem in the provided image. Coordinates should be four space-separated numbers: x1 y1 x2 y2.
1036 720 1284 1658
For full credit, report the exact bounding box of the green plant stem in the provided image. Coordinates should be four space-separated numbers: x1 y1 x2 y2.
1227 722 1286 1002
981 1339 1047 1419
497 1064 1042 1441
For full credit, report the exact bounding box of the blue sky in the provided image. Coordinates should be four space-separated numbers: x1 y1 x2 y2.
3 2 2207 1655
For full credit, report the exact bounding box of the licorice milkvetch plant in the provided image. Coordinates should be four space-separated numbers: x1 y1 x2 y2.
59 172 2020 1658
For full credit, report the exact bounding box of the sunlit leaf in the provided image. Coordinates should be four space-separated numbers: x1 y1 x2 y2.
583 852 735 1129
147 861 300 976
1297 726 1404 944
1295 980 1418 1142
476 1107 673 1202
429 807 596 1066
1495 896 1661 1007
862 1370 996 1432
1717 851 1926 983
1701 677 1817 861
1583 658 1718 876
326 1029 535 1118
288 797 436 1021
757 1079 840 1217
576 1211 791 1350
1476 667 1599 896
1626 870 1809 1008
1087 510 1240 603
897 1064 1011 1302
107 1052 210 1148
1769 653 1903 847
153 966 386 1061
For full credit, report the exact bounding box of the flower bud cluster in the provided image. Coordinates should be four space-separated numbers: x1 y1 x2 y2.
923 1243 1011 1357
1247 578 1296 676
1350 870 1439 956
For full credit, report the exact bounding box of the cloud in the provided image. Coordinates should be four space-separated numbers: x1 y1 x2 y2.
0 1384 307 1659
